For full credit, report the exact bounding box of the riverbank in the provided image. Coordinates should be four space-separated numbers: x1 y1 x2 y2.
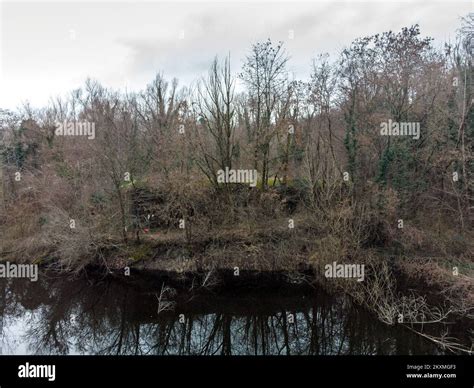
2 212 474 348
5 228 470 353
1 183 472 353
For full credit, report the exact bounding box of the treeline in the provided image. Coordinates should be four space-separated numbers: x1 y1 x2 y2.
0 19 472 270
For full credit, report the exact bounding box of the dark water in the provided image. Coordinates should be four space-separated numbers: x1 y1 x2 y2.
0 274 459 355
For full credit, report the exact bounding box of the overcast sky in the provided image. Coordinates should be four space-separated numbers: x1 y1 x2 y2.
0 0 472 110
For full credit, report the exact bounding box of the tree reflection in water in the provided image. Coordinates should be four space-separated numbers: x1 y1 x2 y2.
0 276 445 355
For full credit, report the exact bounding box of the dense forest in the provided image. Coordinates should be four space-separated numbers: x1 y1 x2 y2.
0 16 472 350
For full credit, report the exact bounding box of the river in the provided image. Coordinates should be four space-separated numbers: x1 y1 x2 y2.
0 273 463 355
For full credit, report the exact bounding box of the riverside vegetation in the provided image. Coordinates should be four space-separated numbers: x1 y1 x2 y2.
0 21 473 352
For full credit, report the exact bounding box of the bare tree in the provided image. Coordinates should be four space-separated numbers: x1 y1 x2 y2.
240 39 290 189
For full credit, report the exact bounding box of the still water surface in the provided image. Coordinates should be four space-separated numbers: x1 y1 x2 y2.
0 274 453 355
